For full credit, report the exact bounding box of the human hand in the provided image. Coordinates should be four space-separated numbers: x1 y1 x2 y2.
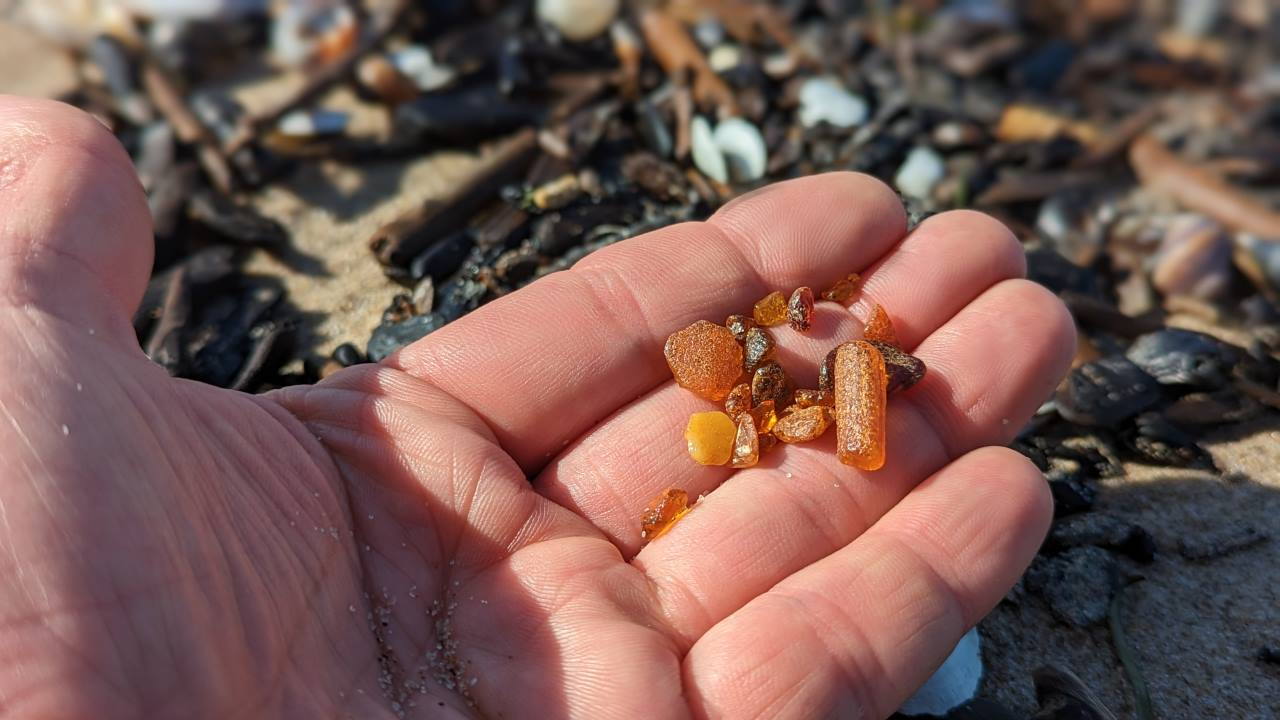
0 96 1073 719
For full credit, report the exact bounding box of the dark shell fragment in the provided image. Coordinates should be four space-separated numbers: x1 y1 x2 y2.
1055 356 1162 427
1125 329 1236 389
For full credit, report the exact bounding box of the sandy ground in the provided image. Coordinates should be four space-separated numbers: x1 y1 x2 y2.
2 20 1278 718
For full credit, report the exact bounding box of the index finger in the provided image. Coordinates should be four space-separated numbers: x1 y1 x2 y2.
389 172 906 472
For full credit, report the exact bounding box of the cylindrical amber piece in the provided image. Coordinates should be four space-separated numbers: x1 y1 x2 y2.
834 341 887 470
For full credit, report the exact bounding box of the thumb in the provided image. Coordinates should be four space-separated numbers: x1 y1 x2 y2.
0 95 152 348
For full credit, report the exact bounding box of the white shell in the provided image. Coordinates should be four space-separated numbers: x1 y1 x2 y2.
277 109 348 137
798 76 868 129
894 145 946 199
389 46 456 92
898 627 983 716
708 44 743 73
536 0 620 42
713 117 767 184
691 116 728 184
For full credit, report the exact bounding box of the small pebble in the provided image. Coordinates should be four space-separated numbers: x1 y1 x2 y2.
798 77 868 128
536 0 620 41
388 45 456 92
894 146 946 199
277 109 349 138
690 116 728 184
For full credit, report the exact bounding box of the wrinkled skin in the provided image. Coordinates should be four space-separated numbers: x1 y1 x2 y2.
0 96 1073 719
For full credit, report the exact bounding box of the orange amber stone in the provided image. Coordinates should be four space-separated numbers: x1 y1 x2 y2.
744 399 778 435
729 413 760 468
665 320 744 401
788 286 814 331
821 273 860 303
793 388 833 408
685 411 738 465
751 361 791 406
752 291 788 326
743 326 776 373
863 303 899 347
724 383 753 418
834 341 887 470
640 488 691 541
774 405 834 443
725 314 756 343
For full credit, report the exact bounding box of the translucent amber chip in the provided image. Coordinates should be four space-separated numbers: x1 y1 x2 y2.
724 383 753 418
685 411 737 465
863 303 899 347
867 340 926 394
775 405 833 443
665 320 744 401
752 291 788 326
744 399 778 435
834 341 887 470
821 273 860 304
819 347 838 393
751 361 791 406
725 314 756 343
729 413 760 468
759 432 778 455
640 488 691 542
788 286 814 332
793 388 833 408
743 326 776 373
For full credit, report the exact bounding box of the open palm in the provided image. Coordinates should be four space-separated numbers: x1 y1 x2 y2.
0 97 1073 719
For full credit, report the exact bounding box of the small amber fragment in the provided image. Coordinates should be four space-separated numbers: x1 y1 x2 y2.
774 405 834 443
641 488 691 541
725 314 756 343
788 286 815 331
744 399 778 435
724 383 753 418
759 432 778 454
819 347 838 393
793 388 834 408
751 361 792 406
834 341 887 470
867 340 927 394
863 303 900 347
665 320 744 401
821 273 861 303
743 326 776 373
729 413 760 468
685 411 738 465
753 291 788 326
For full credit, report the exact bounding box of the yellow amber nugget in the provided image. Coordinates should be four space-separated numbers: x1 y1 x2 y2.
685 411 737 465
744 399 778 435
863 303 899 347
729 413 760 468
834 341 887 470
665 320 744 401
788 286 814 332
793 388 833 408
641 488 691 542
774 405 833 443
752 291 789 326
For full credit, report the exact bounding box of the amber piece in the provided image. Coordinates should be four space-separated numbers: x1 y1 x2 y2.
751 361 792 406
819 347 838 393
834 341 887 470
759 432 778 454
752 291 788 326
863 304 899 347
725 314 756 343
641 488 691 542
724 383 753 418
775 405 834 443
793 388 834 408
867 340 927 394
744 400 778 435
685 411 738 465
821 273 861 304
743 327 776 373
729 414 760 468
665 320 744 401
787 286 815 332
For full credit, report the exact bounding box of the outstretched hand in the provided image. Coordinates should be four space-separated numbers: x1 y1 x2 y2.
0 96 1073 719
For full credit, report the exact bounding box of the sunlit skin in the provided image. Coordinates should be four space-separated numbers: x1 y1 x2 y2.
0 95 1073 719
